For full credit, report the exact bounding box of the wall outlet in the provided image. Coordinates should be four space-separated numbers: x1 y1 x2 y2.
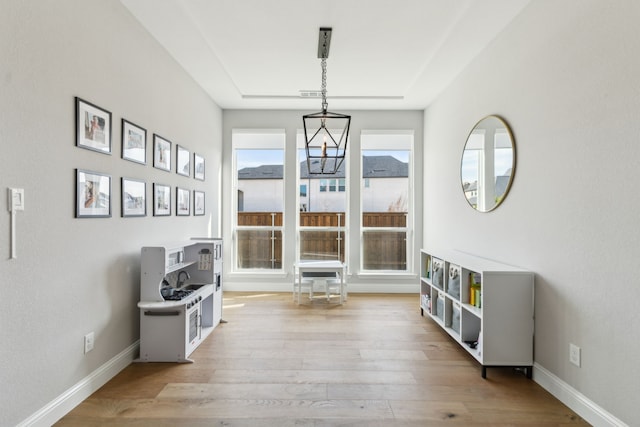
84 332 95 354
569 343 581 367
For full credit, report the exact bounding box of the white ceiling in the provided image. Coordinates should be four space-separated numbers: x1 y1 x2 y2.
121 0 530 110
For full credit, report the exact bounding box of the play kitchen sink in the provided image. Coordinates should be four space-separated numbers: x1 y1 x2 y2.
181 283 205 291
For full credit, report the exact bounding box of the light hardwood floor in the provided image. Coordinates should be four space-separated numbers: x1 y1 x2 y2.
56 292 589 426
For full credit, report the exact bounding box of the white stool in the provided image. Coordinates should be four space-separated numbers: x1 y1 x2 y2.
293 276 314 304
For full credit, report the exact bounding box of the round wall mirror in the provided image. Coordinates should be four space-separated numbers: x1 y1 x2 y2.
460 115 515 212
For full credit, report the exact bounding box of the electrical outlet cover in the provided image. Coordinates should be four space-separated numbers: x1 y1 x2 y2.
569 343 581 367
84 332 95 353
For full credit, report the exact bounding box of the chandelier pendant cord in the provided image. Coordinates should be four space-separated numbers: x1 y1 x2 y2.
321 58 328 114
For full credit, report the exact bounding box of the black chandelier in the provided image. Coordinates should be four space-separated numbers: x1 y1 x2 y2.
303 27 351 175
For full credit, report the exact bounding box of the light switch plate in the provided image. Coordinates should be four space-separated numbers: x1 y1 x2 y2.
8 188 25 211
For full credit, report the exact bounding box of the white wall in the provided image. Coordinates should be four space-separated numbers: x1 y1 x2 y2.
423 0 639 424
0 1 222 425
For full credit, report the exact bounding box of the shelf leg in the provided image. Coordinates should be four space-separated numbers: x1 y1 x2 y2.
481 366 487 379
526 366 532 379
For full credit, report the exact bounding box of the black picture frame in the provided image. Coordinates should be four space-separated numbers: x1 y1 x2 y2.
75 97 112 154
76 169 111 218
176 145 190 177
153 134 171 171
176 187 190 216
194 190 205 216
194 153 205 181
121 119 146 164
153 183 171 216
121 178 146 217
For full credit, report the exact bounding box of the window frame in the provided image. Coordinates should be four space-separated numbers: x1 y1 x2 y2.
296 131 349 265
231 129 286 273
359 130 414 274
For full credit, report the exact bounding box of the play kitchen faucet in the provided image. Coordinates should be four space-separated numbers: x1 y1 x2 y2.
177 270 190 288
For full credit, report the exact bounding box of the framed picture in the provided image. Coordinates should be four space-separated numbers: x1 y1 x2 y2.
153 183 171 216
121 119 146 164
76 169 111 218
76 97 112 154
194 153 205 181
194 190 205 216
153 134 171 171
121 178 146 217
176 187 190 216
176 145 190 176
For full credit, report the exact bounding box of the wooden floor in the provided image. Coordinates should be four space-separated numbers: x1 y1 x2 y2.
57 292 589 426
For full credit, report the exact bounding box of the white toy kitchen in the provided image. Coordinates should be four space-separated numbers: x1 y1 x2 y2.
137 238 223 362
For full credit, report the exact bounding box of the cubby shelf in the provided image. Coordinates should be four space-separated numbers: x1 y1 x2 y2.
420 249 534 378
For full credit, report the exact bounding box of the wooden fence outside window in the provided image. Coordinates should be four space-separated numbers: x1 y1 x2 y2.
236 212 407 270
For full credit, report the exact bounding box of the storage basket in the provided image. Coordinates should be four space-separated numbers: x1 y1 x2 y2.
451 302 461 334
432 258 444 288
435 293 444 322
447 264 460 299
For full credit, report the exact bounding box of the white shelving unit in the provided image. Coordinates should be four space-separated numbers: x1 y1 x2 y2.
420 249 534 378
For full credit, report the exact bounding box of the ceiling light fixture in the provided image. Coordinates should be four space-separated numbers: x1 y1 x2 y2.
303 27 351 175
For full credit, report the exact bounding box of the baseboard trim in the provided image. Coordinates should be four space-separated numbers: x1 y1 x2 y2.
533 363 628 427
224 282 419 293
18 340 139 427
24 320 627 427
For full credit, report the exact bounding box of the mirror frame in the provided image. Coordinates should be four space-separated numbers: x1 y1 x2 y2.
460 115 516 212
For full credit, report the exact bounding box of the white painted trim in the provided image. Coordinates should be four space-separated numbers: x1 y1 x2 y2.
224 282 419 294
17 341 139 427
533 363 628 427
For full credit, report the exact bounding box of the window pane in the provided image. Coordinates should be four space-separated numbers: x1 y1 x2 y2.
362 230 406 270
299 148 346 215
297 144 347 263
300 230 345 263
361 131 412 273
236 149 283 215
236 229 282 269
233 131 285 271
362 150 409 224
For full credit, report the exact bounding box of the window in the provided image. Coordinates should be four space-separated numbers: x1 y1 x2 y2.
300 184 307 197
232 130 285 271
360 131 413 272
297 131 347 263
